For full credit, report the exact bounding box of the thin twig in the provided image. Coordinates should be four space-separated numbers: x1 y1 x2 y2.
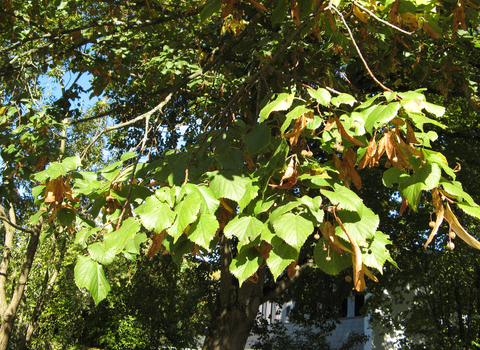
330 5 393 92
115 113 151 230
352 1 415 35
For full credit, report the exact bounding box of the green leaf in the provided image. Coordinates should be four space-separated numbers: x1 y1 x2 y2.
57 208 76 227
208 171 251 203
269 200 302 223
187 214 219 250
75 256 111 306
364 102 400 134
300 195 324 223
314 239 351 275
120 152 137 162
88 242 117 265
62 156 82 172
113 164 135 183
266 236 299 280
75 228 99 249
282 106 313 134
134 196 175 233
424 150 456 180
244 122 271 155
272 213 314 249
399 163 441 209
406 112 446 129
331 93 356 107
308 87 332 107
272 0 288 26
187 184 220 215
124 233 148 255
35 157 80 181
104 217 141 253
229 247 263 287
335 204 379 241
28 209 44 225
216 148 245 170
457 203 480 220
253 194 277 215
168 191 201 241
238 181 260 212
363 231 392 273
260 93 295 122
224 216 264 242
321 185 364 211
200 0 222 22
382 167 408 188
440 180 477 206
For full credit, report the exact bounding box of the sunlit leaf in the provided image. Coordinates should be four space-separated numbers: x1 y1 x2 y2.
272 213 314 249
75 256 111 306
260 93 295 122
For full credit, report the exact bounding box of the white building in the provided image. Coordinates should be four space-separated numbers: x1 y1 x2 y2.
246 290 419 350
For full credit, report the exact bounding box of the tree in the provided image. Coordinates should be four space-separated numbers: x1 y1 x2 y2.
1 0 480 349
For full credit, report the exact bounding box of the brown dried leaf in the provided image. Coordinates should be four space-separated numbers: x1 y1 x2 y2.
247 0 268 12
358 134 377 170
221 0 236 18
398 197 409 217
335 116 365 147
287 261 297 279
344 148 362 190
327 10 336 30
261 242 273 259
291 1 300 26
423 22 440 39
283 112 312 146
334 213 364 292
445 203 480 249
248 272 259 283
323 116 335 132
148 230 168 258
320 222 345 256
424 188 445 248
353 5 368 23
406 121 420 145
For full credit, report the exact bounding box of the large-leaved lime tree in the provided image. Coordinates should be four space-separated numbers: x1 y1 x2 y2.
0 0 479 349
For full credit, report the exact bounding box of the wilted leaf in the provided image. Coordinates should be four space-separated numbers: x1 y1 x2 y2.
335 116 365 147
445 203 480 249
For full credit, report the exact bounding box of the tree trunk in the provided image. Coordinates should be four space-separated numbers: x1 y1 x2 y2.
202 233 312 350
0 202 42 350
203 236 266 350
19 235 67 350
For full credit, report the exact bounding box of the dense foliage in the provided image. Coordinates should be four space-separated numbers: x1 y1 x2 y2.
0 0 479 349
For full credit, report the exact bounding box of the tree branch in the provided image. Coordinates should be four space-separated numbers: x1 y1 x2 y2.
351 1 415 36
329 4 393 92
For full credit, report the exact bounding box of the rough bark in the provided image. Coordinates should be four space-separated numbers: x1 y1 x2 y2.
202 234 314 350
19 235 67 350
202 236 265 350
0 203 42 350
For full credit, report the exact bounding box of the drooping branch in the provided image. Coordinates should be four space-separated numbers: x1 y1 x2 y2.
329 4 393 92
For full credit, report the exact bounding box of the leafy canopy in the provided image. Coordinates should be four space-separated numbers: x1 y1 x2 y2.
0 0 479 305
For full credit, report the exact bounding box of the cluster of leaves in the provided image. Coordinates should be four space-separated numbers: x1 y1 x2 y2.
1 1 480 348
27 84 480 306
